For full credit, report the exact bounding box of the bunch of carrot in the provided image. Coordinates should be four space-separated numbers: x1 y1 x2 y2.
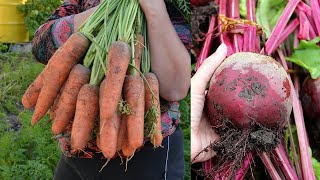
22 0 163 167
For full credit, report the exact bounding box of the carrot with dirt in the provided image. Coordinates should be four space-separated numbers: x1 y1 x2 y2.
121 35 146 149
123 74 145 149
114 39 143 152
31 32 90 126
98 41 131 159
71 84 99 150
144 72 162 147
51 64 90 135
116 114 127 152
96 133 101 150
122 130 136 158
99 41 131 122
49 92 61 121
118 118 136 172
121 117 136 157
99 78 122 159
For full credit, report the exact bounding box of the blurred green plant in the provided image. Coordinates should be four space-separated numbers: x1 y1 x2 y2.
180 93 191 180
0 53 44 114
0 111 60 179
0 43 9 53
17 0 62 39
0 52 60 179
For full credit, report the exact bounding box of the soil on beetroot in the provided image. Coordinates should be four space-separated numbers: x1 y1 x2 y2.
192 118 282 179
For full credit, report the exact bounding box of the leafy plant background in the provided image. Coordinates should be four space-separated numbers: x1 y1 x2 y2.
17 0 63 39
0 53 60 179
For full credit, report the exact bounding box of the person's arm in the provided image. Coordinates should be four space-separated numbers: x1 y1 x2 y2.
139 0 191 101
74 6 97 32
32 1 97 64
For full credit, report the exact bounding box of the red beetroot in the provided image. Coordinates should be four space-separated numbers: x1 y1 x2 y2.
301 76 320 121
206 52 292 129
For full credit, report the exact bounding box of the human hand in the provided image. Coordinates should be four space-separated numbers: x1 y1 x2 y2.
138 0 167 18
191 43 227 163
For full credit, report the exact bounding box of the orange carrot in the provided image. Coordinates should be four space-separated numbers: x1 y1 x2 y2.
121 120 136 158
71 84 99 150
51 64 90 134
22 66 47 109
99 41 131 124
31 32 90 126
49 82 67 121
96 133 101 150
51 64 90 135
116 114 127 152
121 118 136 172
144 72 162 147
123 75 145 149
49 92 61 121
99 78 121 159
100 111 121 159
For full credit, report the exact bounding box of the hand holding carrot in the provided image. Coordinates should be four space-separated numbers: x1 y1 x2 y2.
191 44 227 163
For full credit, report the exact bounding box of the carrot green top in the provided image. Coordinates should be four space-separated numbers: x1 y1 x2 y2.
31 0 191 159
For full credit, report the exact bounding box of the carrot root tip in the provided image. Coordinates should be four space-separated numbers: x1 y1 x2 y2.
125 158 129 172
118 152 124 165
99 159 111 172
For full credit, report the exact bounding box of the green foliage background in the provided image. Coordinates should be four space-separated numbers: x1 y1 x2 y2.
0 53 60 179
17 0 63 39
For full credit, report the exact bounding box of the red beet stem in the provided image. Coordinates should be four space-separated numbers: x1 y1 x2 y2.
265 0 300 55
259 152 282 180
311 0 320 35
235 153 253 179
196 16 217 71
230 0 242 52
275 18 299 51
296 2 318 35
219 0 234 56
246 0 257 52
273 143 299 180
277 48 315 179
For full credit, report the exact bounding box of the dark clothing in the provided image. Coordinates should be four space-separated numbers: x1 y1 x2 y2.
53 128 185 180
